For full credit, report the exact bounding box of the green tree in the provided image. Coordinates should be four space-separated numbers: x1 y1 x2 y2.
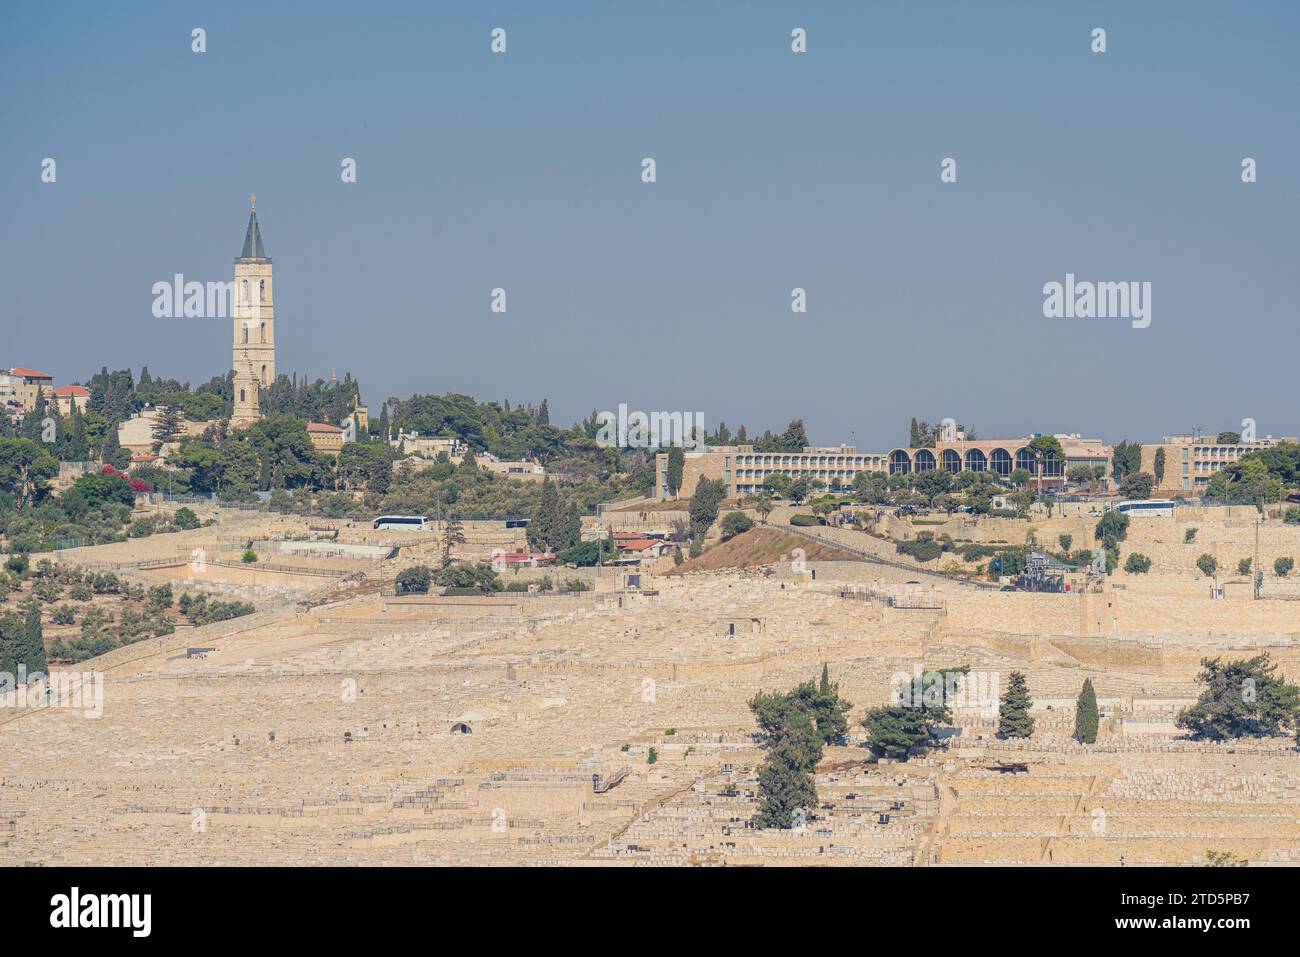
1153 448 1166 485
0 438 60 507
1058 533 1073 553
1111 439 1142 480
1238 558 1252 576
1095 511 1130 550
1275 556 1294 578
666 445 684 498
1074 678 1099 744
441 514 466 568
1119 471 1155 499
754 493 775 524
1176 654 1300 740
720 511 754 539
1027 435 1064 493
395 565 432 594
150 405 184 453
861 666 966 760
688 478 727 540
101 420 131 471
1197 553 1218 578
749 683 824 828
813 664 852 744
998 671 1035 738
1124 553 1152 574
528 477 565 551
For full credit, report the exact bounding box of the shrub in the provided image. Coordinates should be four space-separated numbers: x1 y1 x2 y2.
1284 506 1300 525
51 605 77 625
242 549 258 564
789 513 825 527
1184 528 1198 544
1196 553 1218 578
174 507 201 530
1238 558 1253 576
647 747 658 765
1058 534 1072 553
1275 557 1294 578
1124 553 1152 574
897 538 943 562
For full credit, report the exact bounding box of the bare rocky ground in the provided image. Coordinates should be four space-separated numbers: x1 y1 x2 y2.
2 505 1299 866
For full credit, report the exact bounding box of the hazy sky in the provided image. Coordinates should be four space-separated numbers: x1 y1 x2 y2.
3 2 1297 449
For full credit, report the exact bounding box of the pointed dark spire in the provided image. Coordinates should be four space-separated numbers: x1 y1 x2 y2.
237 195 270 261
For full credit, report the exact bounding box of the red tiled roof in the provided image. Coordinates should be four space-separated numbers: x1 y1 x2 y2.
616 538 661 551
51 385 90 397
10 368 53 379
307 422 343 433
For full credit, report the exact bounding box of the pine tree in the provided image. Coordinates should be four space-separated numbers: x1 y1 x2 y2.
1074 678 1099 744
442 514 466 568
537 398 549 425
910 416 921 448
151 405 184 453
998 671 1035 738
377 405 390 442
749 690 823 828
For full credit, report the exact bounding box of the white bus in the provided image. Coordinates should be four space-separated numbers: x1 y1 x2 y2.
1114 499 1176 517
372 515 431 531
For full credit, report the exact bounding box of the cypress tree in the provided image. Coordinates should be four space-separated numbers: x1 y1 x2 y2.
23 607 46 675
103 419 130 470
68 402 89 460
562 501 582 550
530 477 563 551
1074 678 1099 744
812 663 851 744
667 446 684 497
998 671 1035 738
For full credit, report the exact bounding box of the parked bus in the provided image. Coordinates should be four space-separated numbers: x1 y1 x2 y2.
1113 499 1176 517
372 515 431 531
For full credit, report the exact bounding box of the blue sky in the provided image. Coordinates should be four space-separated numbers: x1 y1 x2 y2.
2 1 1297 448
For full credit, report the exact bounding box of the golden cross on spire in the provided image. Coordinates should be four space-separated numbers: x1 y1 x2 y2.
250 193 256 211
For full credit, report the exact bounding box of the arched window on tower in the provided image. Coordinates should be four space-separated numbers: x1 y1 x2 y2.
241 323 249 344
261 364 268 387
259 279 265 300
260 321 266 342
240 388 246 403
242 279 249 303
